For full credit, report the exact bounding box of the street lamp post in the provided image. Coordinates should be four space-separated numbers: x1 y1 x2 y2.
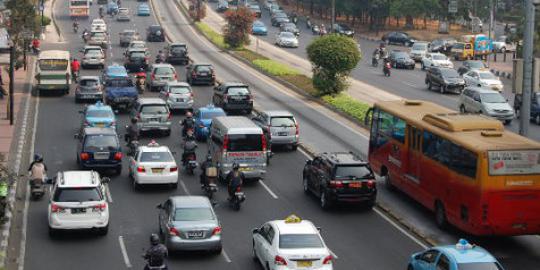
330 0 335 32
41 0 45 27
8 43 14 125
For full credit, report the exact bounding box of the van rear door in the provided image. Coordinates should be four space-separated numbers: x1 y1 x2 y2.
224 134 266 170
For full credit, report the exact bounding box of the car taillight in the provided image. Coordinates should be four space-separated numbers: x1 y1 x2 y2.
80 152 90 161
137 166 145 173
51 203 65 213
93 203 107 212
329 180 344 188
274 255 287 266
323 255 333 265
114 152 122 160
236 186 242 192
151 74 156 80
212 226 222 236
211 72 216 78
261 134 267 152
136 113 141 120
170 166 178 172
167 112 172 120
165 92 169 98
248 94 253 101
223 94 228 103
84 121 90 126
223 135 229 151
190 92 194 97
295 123 299 135
174 73 178 80
366 179 375 188
111 121 116 126
169 227 180 236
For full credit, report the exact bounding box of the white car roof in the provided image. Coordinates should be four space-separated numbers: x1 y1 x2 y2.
138 142 171 153
92 19 106 25
58 171 100 188
270 219 318 235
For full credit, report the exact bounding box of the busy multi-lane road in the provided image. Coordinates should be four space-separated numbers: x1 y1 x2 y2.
18 0 540 269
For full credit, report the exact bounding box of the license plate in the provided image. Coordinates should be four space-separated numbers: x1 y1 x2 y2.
177 98 184 102
94 152 110 160
297 261 312 267
278 132 288 136
187 231 204 238
152 168 164 173
239 168 252 172
349 182 361 188
200 72 208 76
96 123 105 128
71 208 87 214
148 118 159 123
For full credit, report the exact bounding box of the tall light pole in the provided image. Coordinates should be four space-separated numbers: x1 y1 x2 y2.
8 43 14 125
519 0 539 136
330 0 335 32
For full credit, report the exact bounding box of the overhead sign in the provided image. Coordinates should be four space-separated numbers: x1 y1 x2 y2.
448 0 458 13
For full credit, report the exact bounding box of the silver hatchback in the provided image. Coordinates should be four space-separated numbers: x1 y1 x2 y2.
159 81 194 111
252 110 299 150
147 64 178 91
157 196 222 252
130 98 172 135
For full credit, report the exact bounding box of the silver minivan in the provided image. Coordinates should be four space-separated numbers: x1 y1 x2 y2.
252 111 299 150
159 81 194 111
147 64 178 91
458 86 514 125
209 116 267 181
130 98 172 135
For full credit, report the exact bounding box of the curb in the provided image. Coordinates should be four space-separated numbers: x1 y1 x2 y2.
51 0 63 42
490 68 512 79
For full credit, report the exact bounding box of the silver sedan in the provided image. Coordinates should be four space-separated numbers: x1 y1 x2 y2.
275 31 299 48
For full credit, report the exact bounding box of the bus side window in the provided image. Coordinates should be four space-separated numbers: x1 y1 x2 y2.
378 110 405 144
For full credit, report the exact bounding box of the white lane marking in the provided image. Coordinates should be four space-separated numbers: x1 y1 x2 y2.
105 185 113 203
18 59 38 270
258 180 278 199
298 146 313 158
221 248 232 263
118 236 133 268
373 208 429 249
403 82 417 88
180 180 190 195
329 249 339 260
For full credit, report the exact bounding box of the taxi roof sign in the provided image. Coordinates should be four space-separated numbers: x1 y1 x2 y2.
456 239 474 251
284 214 302 223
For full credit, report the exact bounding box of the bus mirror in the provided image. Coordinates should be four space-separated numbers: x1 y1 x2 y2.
364 108 373 127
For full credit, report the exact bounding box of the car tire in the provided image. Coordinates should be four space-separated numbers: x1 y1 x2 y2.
504 119 512 125
132 178 140 190
320 190 331 210
302 176 310 194
252 241 258 261
407 264 414 270
440 85 446 94
115 166 122 176
75 97 80 104
97 224 109 236
171 182 178 189
384 173 394 191
459 105 466 113
365 198 375 209
291 144 298 151
163 129 171 136
501 47 506 53
435 201 448 229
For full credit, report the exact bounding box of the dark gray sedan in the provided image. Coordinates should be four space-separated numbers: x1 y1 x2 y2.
75 76 103 103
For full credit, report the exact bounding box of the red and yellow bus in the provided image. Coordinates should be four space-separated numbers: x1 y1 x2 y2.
69 0 90 18
366 99 540 236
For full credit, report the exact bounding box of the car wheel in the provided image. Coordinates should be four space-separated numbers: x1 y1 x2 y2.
252 241 258 261
504 119 512 125
435 201 448 229
501 47 506 53
132 178 140 190
384 173 394 190
320 190 331 210
171 182 178 189
115 166 122 176
440 85 446 94
302 176 309 194
291 144 298 151
365 198 375 209
459 105 466 113
407 264 414 270
75 97 80 104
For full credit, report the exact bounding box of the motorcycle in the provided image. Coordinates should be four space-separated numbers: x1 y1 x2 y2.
202 167 218 199
319 25 327 36
372 54 379 67
183 152 198 175
311 25 320 35
142 253 168 270
383 61 391 77
72 70 80 83
306 19 312 29
229 186 245 211
124 128 139 156
73 23 79 33
30 175 46 200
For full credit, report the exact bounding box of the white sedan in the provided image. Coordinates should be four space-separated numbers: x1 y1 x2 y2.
463 70 504 92
91 19 107 33
421 53 453 69
275 32 299 48
252 215 334 270
128 141 178 189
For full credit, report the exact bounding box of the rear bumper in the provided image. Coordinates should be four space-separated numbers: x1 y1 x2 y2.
139 122 172 131
221 168 266 180
167 100 194 109
223 103 253 111
327 189 377 203
80 161 121 170
75 92 103 100
49 214 109 229
191 77 215 84
134 173 178 184
270 136 298 145
166 235 222 251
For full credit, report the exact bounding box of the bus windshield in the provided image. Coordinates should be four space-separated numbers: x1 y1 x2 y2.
39 59 68 71
70 0 89 6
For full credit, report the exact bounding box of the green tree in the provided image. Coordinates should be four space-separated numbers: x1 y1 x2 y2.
307 34 361 95
223 7 254 49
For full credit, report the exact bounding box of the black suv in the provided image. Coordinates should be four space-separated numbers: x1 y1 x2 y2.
389 50 415 69
425 66 465 94
76 127 122 175
186 64 216 85
333 23 354 37
381 31 416 46
146 25 165 42
164 43 189 65
303 152 377 209
213 82 253 114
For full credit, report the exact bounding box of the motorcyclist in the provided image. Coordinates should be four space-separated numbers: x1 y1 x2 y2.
319 24 326 36
73 19 79 32
226 163 245 201
199 154 214 186
82 28 90 43
127 117 140 144
28 154 47 185
182 140 197 166
372 48 381 66
379 43 388 60
135 69 146 93
71 58 81 82
156 50 166 63
306 16 311 28
31 38 40 54
143 234 168 270
181 111 195 137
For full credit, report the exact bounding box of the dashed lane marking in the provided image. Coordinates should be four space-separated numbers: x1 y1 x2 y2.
118 236 133 268
221 248 232 263
258 180 278 199
180 180 190 195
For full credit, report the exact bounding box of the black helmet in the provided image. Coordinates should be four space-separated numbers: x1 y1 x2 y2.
232 163 239 170
131 117 138 124
34 154 43 162
206 154 212 162
150 233 160 246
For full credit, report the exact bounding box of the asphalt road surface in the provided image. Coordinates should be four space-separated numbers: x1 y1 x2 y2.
21 0 540 269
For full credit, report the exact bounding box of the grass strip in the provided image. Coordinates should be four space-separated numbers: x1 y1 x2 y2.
252 59 301 76
194 22 227 49
234 49 269 62
322 93 371 122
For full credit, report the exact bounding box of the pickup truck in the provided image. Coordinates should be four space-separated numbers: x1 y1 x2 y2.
102 65 138 111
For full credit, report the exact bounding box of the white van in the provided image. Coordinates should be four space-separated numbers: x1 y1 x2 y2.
209 116 268 181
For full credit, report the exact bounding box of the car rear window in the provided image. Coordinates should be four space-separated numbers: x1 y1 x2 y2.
83 135 118 151
432 54 447 60
334 165 373 179
140 151 174 162
394 52 409 58
86 110 113 118
173 207 214 221
171 46 186 53
130 52 146 59
131 43 145 49
196 65 212 72
228 134 262 152
106 78 132 87
86 50 103 56
53 187 102 202
169 86 191 94
271 117 295 127
279 234 324 249
80 79 99 87
479 72 496 79
227 87 250 95
441 69 459 78
154 67 175 76
201 110 225 119
457 262 503 270
140 105 168 114
122 31 135 36
91 32 106 38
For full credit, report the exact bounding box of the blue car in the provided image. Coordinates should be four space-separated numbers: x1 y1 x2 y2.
137 4 151 16
194 105 226 141
80 101 116 129
102 64 129 81
102 64 138 111
252 20 267 35
408 239 504 270
107 2 119 15
76 127 123 175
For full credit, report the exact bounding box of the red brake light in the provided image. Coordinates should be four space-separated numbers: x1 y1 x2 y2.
267 126 272 139
329 180 344 188
190 92 194 97
151 74 156 80
274 255 287 266
136 113 141 120
137 166 145 173
165 92 169 97
261 134 267 152
248 94 253 101
169 227 180 236
80 152 90 161
114 152 122 160
366 180 375 188
168 112 172 120
236 186 242 192
170 166 178 172
223 135 229 151
323 255 333 265
51 203 64 213
223 94 228 102
93 203 107 212
212 226 222 236
295 123 299 135
174 73 178 80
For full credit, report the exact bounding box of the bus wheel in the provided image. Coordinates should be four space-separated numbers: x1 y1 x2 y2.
435 201 448 229
384 173 394 191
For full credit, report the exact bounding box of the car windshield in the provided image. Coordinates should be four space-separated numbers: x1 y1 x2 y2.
201 110 225 119
468 61 486 69
53 187 102 202
171 46 186 53
281 32 295 38
169 86 190 94
279 234 324 249
173 207 214 221
412 43 427 50
457 262 503 270
227 87 250 95
481 93 506 103
270 117 295 127
39 59 68 71
131 43 145 49
83 135 118 151
154 67 174 76
228 134 262 152
141 105 168 114
80 79 99 87
394 52 409 58
86 110 113 118
130 52 146 58
196 65 212 72
106 79 132 87
334 165 372 179
479 72 497 80
140 151 174 162
432 54 447 60
454 43 464 49
441 69 460 78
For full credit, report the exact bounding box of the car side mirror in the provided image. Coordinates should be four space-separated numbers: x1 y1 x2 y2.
414 254 421 260
474 97 481 102
101 177 111 184
156 203 163 209
171 151 177 155
252 227 260 234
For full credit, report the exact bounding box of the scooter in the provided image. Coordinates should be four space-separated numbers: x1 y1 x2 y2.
229 186 245 211
311 25 320 35
73 24 79 33
383 61 391 77
306 19 312 29
202 167 218 199
124 129 139 156
30 175 46 200
319 25 327 36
